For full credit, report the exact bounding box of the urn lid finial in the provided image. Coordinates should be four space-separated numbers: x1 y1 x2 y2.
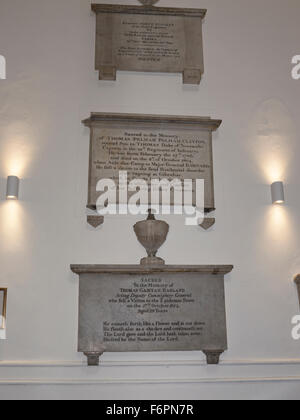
147 208 156 221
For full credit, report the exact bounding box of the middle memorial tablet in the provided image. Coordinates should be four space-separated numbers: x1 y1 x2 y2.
83 113 222 218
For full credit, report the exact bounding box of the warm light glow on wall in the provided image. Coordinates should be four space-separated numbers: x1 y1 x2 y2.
0 123 35 178
264 205 293 249
0 201 25 252
247 100 295 256
0 124 33 252
260 144 287 185
247 99 295 185
1 138 32 178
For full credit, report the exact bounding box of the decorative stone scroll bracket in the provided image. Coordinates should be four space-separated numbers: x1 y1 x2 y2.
87 215 104 228
203 350 224 365
199 217 215 231
84 351 104 366
183 69 202 85
98 66 116 82
294 275 300 307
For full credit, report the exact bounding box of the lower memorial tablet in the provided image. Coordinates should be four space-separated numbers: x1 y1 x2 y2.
71 265 233 366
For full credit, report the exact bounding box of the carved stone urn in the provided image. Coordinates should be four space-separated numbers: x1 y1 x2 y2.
134 210 169 266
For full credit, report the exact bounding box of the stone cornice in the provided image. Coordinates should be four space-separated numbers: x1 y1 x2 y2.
71 264 234 275
91 4 207 19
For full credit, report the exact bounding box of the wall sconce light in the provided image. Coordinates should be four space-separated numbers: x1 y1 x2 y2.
271 181 284 204
295 275 300 308
6 176 20 200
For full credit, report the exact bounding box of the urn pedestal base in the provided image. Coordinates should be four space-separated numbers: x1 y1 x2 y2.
140 256 165 266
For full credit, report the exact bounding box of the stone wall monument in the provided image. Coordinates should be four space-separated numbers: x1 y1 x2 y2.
72 2 234 369
83 112 222 227
71 213 233 366
92 1 206 84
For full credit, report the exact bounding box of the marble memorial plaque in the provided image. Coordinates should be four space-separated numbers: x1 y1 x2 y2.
71 265 233 365
92 3 206 84
83 113 222 214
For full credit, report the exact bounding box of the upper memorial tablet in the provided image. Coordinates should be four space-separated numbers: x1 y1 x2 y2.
91 1 207 84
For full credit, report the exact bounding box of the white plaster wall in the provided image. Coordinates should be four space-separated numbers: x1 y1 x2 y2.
0 0 300 400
